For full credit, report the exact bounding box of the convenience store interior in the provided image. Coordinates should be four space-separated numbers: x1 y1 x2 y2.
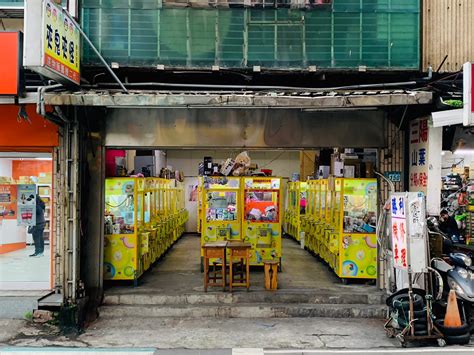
104 148 380 295
0 152 53 291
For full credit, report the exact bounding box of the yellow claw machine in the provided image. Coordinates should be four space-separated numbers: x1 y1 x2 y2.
104 177 144 282
200 176 242 270
242 177 282 267
336 178 378 283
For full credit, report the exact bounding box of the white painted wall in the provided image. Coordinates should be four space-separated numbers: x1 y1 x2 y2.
166 150 300 232
0 159 12 178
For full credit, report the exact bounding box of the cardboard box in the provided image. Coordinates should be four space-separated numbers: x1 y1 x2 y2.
344 166 355 178
318 166 330 179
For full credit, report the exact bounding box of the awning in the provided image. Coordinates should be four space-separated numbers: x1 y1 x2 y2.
44 89 432 109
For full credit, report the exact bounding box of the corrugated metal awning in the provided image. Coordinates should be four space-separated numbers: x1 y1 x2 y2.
44 89 432 109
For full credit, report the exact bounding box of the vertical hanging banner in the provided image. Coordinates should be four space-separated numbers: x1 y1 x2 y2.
409 117 442 215
409 118 428 194
23 0 80 85
390 193 408 271
407 192 428 273
17 184 37 227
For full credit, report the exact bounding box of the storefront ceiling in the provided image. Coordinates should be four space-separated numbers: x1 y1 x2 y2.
45 89 432 109
104 108 387 149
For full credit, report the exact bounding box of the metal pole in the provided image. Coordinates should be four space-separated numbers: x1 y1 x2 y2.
61 9 129 93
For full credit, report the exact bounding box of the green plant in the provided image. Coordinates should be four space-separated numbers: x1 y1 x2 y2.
24 311 33 321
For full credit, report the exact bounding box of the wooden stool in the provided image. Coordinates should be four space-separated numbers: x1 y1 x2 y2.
203 242 228 292
264 260 279 290
227 241 251 292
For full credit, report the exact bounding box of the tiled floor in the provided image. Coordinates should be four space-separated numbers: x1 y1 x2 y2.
0 245 51 290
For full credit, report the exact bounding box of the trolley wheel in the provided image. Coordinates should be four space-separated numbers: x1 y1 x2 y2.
385 331 395 338
341 278 349 285
396 334 405 347
437 338 447 347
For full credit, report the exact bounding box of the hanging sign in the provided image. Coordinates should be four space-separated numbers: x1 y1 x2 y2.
0 32 23 96
17 184 37 227
24 0 80 85
390 192 429 273
384 171 401 183
463 62 474 126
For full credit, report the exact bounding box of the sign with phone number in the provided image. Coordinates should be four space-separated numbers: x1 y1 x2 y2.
43 0 80 84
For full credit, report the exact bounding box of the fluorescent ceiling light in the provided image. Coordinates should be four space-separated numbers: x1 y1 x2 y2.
35 157 52 161
454 149 474 155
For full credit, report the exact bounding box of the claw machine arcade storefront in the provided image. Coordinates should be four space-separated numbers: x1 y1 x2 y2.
0 104 59 291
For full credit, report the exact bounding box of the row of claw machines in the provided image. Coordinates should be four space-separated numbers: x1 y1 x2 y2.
198 176 283 270
104 177 188 283
285 178 378 283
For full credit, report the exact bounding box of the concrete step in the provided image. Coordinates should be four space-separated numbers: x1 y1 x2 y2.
104 292 384 306
99 303 386 319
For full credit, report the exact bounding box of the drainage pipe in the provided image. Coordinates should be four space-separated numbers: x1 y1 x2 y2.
37 84 63 116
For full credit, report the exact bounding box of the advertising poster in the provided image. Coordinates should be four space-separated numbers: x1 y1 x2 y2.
17 184 37 226
390 194 408 271
0 185 18 221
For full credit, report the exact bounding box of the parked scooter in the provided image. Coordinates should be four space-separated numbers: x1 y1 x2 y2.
431 252 473 334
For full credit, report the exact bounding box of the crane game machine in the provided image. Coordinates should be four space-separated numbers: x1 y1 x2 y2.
201 176 242 270
242 177 282 268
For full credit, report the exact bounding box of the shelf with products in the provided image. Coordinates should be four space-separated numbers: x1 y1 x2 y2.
305 178 377 282
242 177 282 266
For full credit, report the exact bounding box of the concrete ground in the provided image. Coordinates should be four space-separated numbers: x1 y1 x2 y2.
1 317 472 351
1 234 472 352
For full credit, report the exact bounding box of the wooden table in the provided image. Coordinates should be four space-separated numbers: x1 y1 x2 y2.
203 241 228 292
227 241 251 292
263 259 279 290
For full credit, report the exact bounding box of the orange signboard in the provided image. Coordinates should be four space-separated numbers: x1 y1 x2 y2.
0 32 22 95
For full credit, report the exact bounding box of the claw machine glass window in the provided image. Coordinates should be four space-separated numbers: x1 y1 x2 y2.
243 177 282 266
201 176 242 269
104 178 140 281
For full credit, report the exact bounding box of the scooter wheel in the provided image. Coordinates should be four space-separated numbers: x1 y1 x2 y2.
445 332 471 345
434 319 470 336
437 338 447 347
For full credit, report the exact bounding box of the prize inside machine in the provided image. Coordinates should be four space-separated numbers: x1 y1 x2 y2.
285 181 307 241
338 179 378 283
465 183 474 245
304 180 319 254
243 177 282 267
283 182 293 238
314 179 328 258
197 177 203 235
201 176 241 269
